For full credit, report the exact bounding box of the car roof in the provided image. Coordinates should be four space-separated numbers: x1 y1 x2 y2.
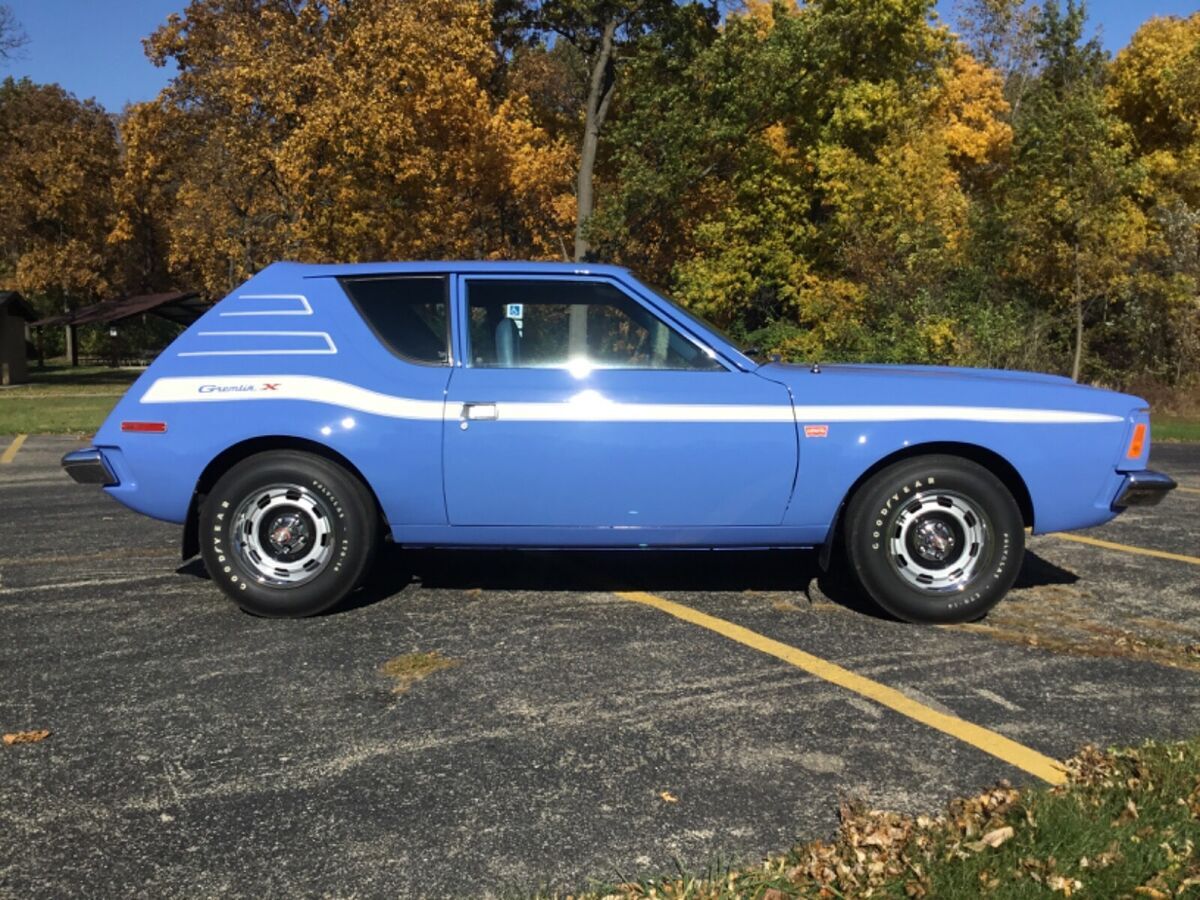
264 260 634 279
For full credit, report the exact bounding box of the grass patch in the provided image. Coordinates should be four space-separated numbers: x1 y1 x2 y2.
379 651 459 694
0 394 122 435
0 363 141 434
555 738 1200 898
23 363 144 393
1155 417 1200 443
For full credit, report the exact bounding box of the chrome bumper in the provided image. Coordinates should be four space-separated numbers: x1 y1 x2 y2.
61 449 117 487
1112 470 1176 510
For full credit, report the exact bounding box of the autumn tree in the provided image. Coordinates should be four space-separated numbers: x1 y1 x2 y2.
1106 13 1200 382
116 0 576 297
592 0 1014 364
0 78 120 314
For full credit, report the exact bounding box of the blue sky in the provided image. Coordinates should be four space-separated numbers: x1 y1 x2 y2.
1 0 1198 111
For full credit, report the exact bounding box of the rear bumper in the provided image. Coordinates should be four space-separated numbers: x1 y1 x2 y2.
61 449 118 487
1112 470 1176 510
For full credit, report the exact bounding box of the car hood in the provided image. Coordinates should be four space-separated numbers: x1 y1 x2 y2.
757 362 1146 417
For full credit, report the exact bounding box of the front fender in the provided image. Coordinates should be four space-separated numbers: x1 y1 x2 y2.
784 417 1131 539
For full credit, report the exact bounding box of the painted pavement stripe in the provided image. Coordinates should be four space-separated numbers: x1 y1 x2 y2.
1051 532 1200 566
615 590 1068 785
0 434 27 464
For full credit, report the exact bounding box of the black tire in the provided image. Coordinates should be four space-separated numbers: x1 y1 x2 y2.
199 450 378 617
843 455 1024 624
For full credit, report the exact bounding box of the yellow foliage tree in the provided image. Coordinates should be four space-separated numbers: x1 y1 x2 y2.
0 78 120 308
114 0 576 298
1107 13 1200 382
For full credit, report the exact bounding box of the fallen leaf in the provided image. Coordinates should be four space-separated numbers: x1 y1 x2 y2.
980 826 1014 848
1048 875 1083 895
967 825 1015 852
659 791 678 804
3 729 50 745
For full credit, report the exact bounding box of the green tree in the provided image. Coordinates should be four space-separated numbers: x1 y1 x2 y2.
494 0 717 262
996 0 1144 381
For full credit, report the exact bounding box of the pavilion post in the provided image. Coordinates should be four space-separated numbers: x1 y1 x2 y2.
65 323 79 367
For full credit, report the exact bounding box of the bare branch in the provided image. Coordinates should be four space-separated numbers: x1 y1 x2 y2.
0 4 29 63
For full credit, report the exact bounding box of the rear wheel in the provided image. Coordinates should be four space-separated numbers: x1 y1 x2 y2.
843 455 1024 623
199 451 378 617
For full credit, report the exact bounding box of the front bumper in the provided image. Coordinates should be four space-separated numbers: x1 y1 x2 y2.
1112 470 1176 510
62 448 118 487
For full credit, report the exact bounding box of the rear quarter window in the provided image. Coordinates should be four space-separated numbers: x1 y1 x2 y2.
340 275 450 365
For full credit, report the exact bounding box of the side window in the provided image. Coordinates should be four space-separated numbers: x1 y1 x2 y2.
465 279 722 371
341 275 449 365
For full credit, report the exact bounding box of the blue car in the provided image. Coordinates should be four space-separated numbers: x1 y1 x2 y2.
63 262 1175 622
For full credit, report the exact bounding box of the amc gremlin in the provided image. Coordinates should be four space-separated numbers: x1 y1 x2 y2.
63 262 1175 621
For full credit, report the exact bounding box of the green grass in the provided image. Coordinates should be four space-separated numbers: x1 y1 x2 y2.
554 738 1200 899
1155 416 1200 443
0 363 140 434
22 362 143 394
0 395 122 435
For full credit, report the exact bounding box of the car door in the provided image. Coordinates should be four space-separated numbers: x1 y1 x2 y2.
442 274 797 528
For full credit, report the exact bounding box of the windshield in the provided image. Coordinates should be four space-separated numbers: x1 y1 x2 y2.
641 283 755 358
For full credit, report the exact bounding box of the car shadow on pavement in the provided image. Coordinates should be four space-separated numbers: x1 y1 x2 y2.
339 545 1081 621
1012 550 1079 590
178 545 1079 621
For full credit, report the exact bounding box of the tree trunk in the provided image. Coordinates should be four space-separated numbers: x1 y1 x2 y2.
569 17 618 357
1071 299 1084 382
1071 245 1084 382
573 18 617 263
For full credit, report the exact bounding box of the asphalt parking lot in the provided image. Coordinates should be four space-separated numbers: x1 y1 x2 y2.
1 436 1198 897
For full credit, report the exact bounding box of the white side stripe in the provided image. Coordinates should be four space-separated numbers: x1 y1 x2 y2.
140 376 443 419
792 405 1120 424
139 376 1124 425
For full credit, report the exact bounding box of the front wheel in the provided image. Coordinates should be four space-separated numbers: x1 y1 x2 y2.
843 455 1024 624
199 451 378 617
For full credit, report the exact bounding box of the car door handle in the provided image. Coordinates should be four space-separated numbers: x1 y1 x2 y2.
462 402 498 421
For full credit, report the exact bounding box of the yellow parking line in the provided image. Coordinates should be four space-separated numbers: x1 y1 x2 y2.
1051 532 1200 566
1177 486 1200 496
616 590 1067 785
0 434 27 465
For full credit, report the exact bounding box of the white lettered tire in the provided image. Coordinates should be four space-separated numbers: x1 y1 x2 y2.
199 451 378 617
843 455 1024 623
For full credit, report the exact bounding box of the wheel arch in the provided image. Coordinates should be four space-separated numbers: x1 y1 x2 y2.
819 441 1034 569
181 436 390 560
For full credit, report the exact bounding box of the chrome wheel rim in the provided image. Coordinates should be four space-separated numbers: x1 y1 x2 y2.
888 490 988 593
232 484 334 587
